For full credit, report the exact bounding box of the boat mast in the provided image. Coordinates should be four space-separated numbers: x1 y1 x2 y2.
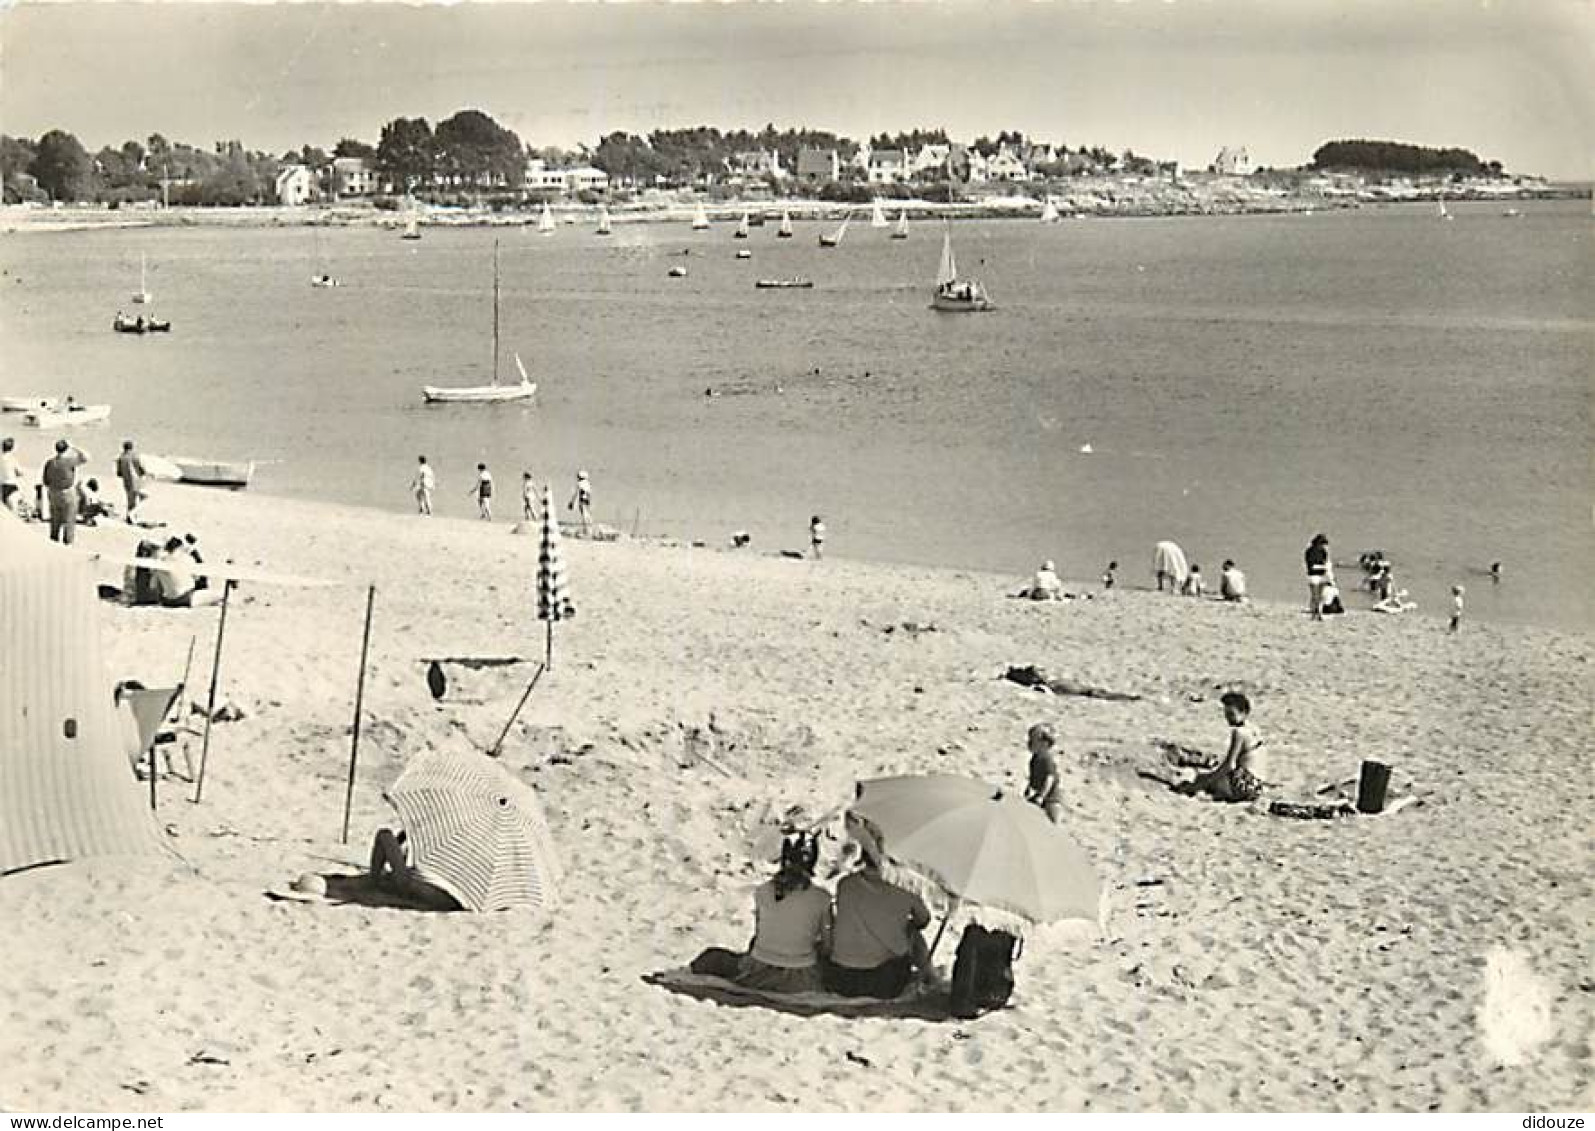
492 239 501 386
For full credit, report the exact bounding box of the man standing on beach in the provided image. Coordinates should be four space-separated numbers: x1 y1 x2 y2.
412 455 435 516
0 437 19 512
1304 533 1332 621
472 462 493 521
568 470 592 534
42 439 89 544
115 439 147 522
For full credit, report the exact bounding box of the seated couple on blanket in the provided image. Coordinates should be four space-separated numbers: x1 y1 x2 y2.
692 833 931 1000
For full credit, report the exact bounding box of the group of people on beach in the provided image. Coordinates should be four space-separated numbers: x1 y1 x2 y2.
1 435 156 543
410 455 594 532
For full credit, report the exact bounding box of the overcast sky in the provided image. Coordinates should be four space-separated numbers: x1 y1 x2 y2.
2 1 1590 179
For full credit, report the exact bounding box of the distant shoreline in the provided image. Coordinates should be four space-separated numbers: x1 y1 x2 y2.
3 184 1586 235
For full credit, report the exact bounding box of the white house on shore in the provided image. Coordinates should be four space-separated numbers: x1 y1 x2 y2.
330 157 377 197
274 164 313 206
795 148 840 184
867 149 907 184
1212 146 1253 176
524 159 610 196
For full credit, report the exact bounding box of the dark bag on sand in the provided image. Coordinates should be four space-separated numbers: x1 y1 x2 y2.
950 925 1019 1018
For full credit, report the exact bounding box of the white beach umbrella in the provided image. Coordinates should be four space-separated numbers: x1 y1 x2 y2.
386 747 560 913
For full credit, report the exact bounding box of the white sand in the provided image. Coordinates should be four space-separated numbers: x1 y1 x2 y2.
2 486 1590 1111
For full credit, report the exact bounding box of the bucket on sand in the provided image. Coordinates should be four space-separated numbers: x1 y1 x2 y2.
1357 760 1392 814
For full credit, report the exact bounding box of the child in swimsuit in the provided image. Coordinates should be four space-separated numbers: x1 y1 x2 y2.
810 515 825 560
1023 722 1063 822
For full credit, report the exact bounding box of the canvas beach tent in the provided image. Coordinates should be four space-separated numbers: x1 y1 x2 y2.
0 509 165 875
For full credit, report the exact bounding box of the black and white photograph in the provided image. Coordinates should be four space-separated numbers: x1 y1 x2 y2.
1 0 1591 1115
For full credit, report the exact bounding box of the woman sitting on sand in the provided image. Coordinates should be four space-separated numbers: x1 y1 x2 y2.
824 839 931 999
368 827 463 911
1179 691 1268 803
691 833 833 993
1016 560 1063 601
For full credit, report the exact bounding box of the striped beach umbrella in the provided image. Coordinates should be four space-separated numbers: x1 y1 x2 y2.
536 484 570 666
385 747 560 913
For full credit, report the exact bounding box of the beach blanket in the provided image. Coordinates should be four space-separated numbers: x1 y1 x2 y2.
643 968 951 1021
1268 795 1422 821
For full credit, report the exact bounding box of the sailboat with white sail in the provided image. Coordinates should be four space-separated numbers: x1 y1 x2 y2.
818 212 851 248
421 241 538 404
1437 199 1453 221
776 210 794 238
692 202 711 231
596 206 613 236
870 200 888 228
131 253 152 304
538 203 556 234
734 212 750 239
1040 197 1062 223
891 209 909 240
930 227 993 313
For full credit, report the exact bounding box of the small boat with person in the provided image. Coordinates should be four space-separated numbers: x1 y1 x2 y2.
930 228 994 313
113 313 171 334
1 395 60 413
310 274 341 288
22 400 111 429
421 241 537 405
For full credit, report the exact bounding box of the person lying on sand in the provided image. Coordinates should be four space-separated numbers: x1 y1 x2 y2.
691 833 833 993
1177 691 1268 803
1002 665 1142 702
824 840 931 999
368 827 463 911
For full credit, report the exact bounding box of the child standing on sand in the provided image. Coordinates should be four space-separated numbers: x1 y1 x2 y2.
568 471 593 534
1450 585 1465 632
1023 723 1062 823
471 463 493 521
810 515 825 560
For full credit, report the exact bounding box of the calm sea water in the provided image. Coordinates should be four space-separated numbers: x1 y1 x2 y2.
2 201 1590 630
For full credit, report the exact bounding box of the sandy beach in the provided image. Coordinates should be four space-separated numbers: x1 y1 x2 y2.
2 484 1590 1112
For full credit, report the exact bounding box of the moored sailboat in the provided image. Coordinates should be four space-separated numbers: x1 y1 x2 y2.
891 209 909 240
692 202 711 231
818 212 851 248
1040 197 1062 223
596 206 612 236
776 210 794 238
538 203 556 234
734 212 750 239
1437 199 1453 221
132 253 152 304
870 200 888 228
421 241 537 404
929 227 993 313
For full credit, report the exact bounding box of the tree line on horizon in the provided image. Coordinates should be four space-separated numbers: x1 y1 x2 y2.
0 109 1510 206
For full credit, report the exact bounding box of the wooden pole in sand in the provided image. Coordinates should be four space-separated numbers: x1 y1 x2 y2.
191 580 235 805
488 662 546 758
341 585 377 844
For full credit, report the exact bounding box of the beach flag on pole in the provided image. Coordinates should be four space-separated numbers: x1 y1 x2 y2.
537 484 570 668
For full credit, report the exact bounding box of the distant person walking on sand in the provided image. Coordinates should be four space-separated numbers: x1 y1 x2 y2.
521 472 539 521
568 471 593 534
1450 585 1465 632
1102 560 1117 590
1179 691 1267 803
42 439 89 544
471 463 494 521
115 440 146 522
810 515 826 559
1023 723 1063 823
1490 562 1502 585
1304 533 1332 620
0 437 19 512
412 456 435 516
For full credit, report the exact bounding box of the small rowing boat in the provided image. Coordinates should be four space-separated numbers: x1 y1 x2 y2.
22 403 111 429
755 278 813 289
